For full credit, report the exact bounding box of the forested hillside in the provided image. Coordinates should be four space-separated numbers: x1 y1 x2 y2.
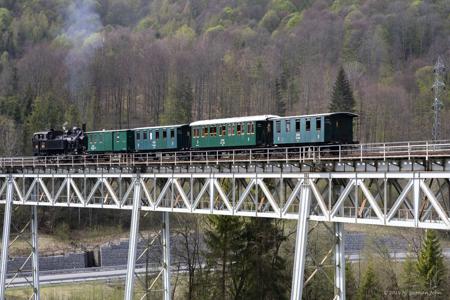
0 0 449 155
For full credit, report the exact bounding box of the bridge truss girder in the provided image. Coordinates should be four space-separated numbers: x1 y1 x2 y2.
0 172 448 229
0 171 450 299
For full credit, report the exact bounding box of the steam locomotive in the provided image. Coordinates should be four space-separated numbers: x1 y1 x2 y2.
32 127 87 156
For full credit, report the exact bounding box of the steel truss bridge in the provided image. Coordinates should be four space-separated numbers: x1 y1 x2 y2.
1 140 450 300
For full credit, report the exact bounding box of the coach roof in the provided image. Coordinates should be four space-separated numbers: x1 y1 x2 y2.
190 115 279 126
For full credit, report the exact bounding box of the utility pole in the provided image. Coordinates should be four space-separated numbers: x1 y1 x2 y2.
432 56 446 141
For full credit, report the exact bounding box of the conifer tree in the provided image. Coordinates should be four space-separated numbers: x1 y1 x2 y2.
204 215 245 299
416 230 445 293
346 261 358 300
237 218 288 300
356 262 382 300
329 67 355 112
401 248 419 298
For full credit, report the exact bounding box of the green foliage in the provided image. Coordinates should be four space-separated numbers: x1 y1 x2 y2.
286 12 303 28
222 6 236 21
204 216 289 299
54 222 70 241
160 75 192 125
356 262 382 300
259 10 280 32
415 66 434 97
12 8 50 50
0 95 22 123
205 24 224 35
25 95 63 139
0 8 12 32
275 72 288 115
174 24 196 40
136 16 158 31
0 115 20 155
237 219 289 300
64 104 81 128
204 215 245 299
346 261 358 300
331 0 360 12
416 230 446 292
270 0 297 15
329 67 355 112
401 250 419 295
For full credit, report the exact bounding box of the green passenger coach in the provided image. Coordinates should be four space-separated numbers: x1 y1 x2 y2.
190 115 277 149
272 112 357 145
87 129 135 153
134 125 190 151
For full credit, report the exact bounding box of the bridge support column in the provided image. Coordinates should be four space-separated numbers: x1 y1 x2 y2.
162 212 171 300
290 182 311 300
124 179 141 300
31 204 40 300
334 222 345 300
0 176 13 300
0 177 13 299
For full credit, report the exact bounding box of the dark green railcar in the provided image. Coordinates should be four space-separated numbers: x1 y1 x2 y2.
134 125 190 151
272 113 357 145
87 129 135 153
190 115 277 149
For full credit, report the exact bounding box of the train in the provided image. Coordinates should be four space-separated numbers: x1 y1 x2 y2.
32 112 357 156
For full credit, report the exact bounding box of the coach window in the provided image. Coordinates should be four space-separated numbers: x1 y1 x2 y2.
276 121 281 134
295 119 301 132
144 131 148 140
210 126 216 136
306 120 311 131
170 129 175 139
237 124 241 135
203 127 208 137
221 126 226 136
150 131 153 140
316 119 321 131
136 132 141 140
156 131 160 140
228 125 232 136
286 120 291 133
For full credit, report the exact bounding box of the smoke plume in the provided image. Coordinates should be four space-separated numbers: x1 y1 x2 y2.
63 0 103 121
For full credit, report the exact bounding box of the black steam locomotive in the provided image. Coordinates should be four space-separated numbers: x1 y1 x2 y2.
32 127 86 156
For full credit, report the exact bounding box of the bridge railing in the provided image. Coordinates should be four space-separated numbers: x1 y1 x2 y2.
1 140 450 168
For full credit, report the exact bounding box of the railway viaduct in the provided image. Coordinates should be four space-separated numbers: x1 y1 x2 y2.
1 140 450 299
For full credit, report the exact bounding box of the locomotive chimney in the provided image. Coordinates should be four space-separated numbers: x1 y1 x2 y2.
82 123 86 132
